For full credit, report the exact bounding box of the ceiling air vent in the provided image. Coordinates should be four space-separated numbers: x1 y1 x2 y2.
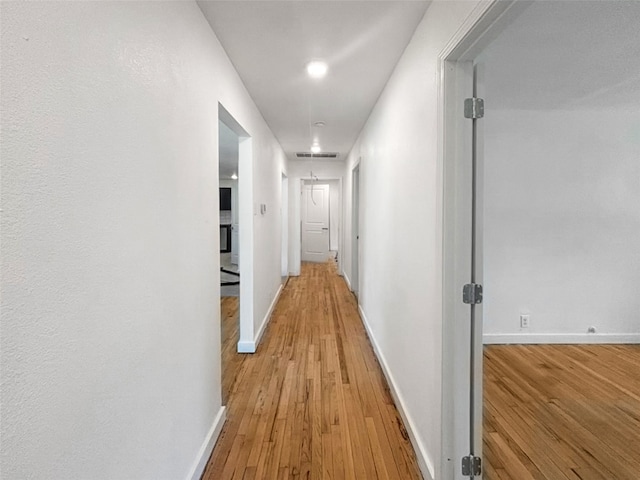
296 152 340 159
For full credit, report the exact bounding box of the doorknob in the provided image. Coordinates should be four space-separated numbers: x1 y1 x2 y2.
322 228 329 230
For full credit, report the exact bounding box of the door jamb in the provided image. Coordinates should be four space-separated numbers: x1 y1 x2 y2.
218 103 255 354
292 176 344 276
437 1 529 477
350 162 361 297
281 171 289 278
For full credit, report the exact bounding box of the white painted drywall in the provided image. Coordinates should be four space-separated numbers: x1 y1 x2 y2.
0 2 286 479
288 160 344 275
482 108 640 342
341 2 485 478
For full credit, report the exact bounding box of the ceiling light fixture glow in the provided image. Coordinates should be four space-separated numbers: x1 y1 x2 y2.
310 144 321 154
231 173 238 180
306 60 328 79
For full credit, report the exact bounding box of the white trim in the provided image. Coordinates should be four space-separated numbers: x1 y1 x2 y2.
219 103 256 357
237 284 283 353
237 340 255 354
281 171 289 278
350 163 360 298
292 175 344 276
357 306 435 480
484 333 640 345
437 2 525 477
342 272 352 291
186 406 226 480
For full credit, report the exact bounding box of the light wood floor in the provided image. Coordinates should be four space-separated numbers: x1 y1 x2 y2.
484 344 640 480
205 261 423 480
221 296 241 406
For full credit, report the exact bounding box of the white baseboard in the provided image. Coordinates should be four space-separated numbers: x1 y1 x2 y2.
357 306 435 480
237 284 284 353
186 406 226 480
483 333 640 345
343 272 352 291
237 340 255 353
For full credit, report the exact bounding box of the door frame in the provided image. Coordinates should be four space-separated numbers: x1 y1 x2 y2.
350 162 360 297
291 175 343 276
218 104 256 354
437 1 529 478
281 171 289 279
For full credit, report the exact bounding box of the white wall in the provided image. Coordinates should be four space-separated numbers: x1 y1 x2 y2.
341 2 484 478
0 2 286 479
288 160 344 275
483 108 640 342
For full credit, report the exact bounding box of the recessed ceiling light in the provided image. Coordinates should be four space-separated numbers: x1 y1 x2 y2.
306 60 328 79
310 144 321 154
314 121 326 127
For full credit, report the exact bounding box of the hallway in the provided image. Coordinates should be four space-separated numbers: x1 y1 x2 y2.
204 261 422 479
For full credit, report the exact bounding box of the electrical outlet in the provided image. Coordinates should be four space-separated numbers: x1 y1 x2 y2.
520 314 530 328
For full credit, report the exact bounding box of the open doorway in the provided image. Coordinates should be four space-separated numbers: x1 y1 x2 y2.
218 119 240 405
281 172 289 284
218 104 255 404
479 3 640 477
441 2 640 478
300 179 341 268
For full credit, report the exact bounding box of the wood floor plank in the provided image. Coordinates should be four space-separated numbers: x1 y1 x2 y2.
204 260 422 480
484 344 640 480
221 296 241 405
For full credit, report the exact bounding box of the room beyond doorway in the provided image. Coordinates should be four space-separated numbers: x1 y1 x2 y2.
218 117 241 407
440 1 640 477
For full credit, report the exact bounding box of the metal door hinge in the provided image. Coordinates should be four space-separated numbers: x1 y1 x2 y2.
463 283 483 304
464 97 484 119
462 455 482 476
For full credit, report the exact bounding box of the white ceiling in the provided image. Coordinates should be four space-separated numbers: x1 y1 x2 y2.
198 0 430 162
480 1 640 110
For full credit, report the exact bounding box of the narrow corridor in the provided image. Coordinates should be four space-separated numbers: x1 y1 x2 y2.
204 261 422 479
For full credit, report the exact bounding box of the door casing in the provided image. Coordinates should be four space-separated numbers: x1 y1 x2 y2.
351 163 361 297
438 1 528 478
290 176 344 276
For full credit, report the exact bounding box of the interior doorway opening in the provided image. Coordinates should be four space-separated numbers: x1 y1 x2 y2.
218 104 255 405
299 178 342 269
441 2 640 478
218 118 240 406
281 172 289 283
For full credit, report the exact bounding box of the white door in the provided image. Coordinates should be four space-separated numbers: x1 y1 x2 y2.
301 184 330 263
351 165 360 297
230 184 239 265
